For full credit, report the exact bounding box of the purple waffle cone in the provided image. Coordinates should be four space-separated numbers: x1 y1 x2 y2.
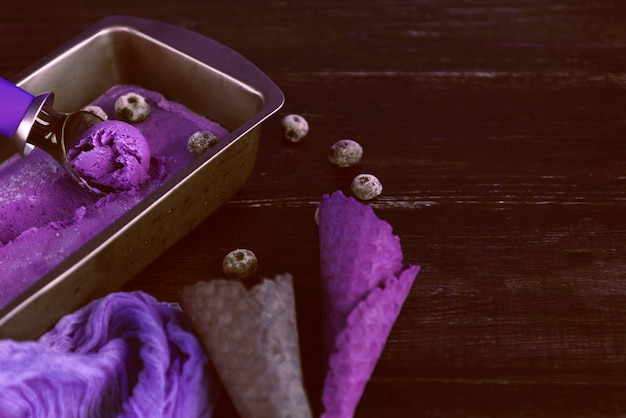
318 191 419 418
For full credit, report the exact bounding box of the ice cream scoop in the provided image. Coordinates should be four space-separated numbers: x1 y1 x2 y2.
0 77 104 195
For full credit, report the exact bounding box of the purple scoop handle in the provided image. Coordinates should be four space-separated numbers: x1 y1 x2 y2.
0 77 34 138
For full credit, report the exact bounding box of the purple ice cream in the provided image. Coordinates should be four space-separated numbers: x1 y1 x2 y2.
0 85 229 308
69 120 151 191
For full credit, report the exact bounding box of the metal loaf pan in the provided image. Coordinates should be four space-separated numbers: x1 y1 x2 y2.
0 16 284 339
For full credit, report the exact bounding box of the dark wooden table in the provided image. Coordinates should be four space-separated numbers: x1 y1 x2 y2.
3 1 626 416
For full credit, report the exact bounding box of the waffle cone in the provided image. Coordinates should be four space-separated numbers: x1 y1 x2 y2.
318 191 419 417
179 274 312 418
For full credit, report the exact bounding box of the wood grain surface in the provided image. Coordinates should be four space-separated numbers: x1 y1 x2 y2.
3 1 626 416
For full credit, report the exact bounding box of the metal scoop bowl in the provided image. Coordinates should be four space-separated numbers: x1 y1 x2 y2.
0 77 105 196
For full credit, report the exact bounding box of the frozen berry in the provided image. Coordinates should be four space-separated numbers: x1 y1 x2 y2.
329 139 363 167
222 249 257 280
351 174 383 200
281 114 309 142
187 131 220 157
115 92 151 122
82 105 108 122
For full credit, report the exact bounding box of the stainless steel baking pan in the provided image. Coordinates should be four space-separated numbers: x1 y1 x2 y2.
0 15 284 339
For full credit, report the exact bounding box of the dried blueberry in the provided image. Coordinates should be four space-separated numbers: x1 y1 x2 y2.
115 92 151 123
187 131 220 157
222 249 258 280
329 139 363 167
82 105 108 122
281 114 309 142
351 174 383 200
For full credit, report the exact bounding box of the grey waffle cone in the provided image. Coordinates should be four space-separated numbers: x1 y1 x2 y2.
179 274 312 418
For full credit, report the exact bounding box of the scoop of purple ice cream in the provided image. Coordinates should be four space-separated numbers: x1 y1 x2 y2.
69 120 151 191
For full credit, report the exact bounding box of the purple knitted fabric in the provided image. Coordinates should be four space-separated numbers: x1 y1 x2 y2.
0 291 218 417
